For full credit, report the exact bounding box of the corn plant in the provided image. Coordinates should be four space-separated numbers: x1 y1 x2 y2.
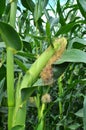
0 0 86 130
0 20 67 129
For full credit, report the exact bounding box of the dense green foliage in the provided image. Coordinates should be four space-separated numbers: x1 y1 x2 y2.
0 0 86 130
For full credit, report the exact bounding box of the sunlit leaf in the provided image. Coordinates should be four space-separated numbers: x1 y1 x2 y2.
15 58 28 72
55 49 86 64
68 37 86 49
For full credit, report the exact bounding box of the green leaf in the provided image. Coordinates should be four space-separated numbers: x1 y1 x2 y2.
17 51 36 61
75 108 83 118
23 41 32 52
83 96 86 130
28 33 46 40
68 123 80 130
33 78 45 87
36 18 44 34
33 78 53 87
0 0 6 17
50 17 59 29
68 37 86 49
0 22 22 51
21 0 35 13
43 0 49 8
77 0 86 19
46 22 51 44
55 22 77 36
14 58 28 72
34 0 48 22
21 87 37 101
56 0 65 25
12 125 25 130
52 63 69 80
65 5 79 22
55 49 86 64
46 22 51 37
34 0 42 22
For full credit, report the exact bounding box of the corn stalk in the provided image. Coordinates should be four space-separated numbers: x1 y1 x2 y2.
7 0 18 130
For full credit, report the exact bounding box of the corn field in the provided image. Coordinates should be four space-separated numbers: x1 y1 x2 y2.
0 0 86 130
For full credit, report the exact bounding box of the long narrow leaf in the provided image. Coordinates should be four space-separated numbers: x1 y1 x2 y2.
55 22 77 36
56 0 65 25
21 0 35 13
68 37 86 49
77 0 86 19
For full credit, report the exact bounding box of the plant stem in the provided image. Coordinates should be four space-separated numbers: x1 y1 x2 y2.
37 103 46 130
7 49 14 106
58 76 63 120
7 0 18 130
7 48 14 130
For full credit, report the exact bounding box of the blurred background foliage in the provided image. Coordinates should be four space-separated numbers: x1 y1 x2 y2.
0 0 86 129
